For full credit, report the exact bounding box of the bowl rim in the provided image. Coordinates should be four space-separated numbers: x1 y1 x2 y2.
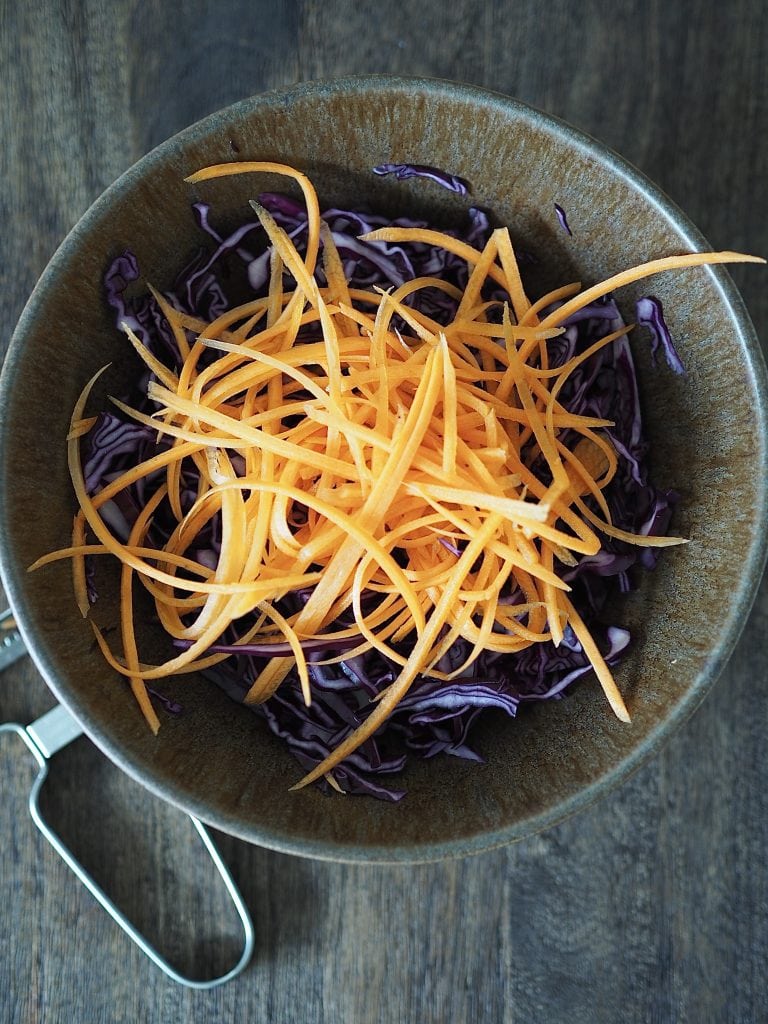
2 74 767 863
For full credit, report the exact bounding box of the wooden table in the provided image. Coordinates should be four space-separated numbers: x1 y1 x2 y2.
2 2 767 1021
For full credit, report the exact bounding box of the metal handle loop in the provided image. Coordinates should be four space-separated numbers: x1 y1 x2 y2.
1 629 255 989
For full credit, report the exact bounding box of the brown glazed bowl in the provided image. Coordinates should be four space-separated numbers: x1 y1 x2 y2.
1 76 766 863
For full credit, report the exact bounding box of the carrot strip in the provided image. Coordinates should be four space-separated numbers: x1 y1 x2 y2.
71 512 89 618
120 484 168 734
539 252 765 328
120 322 179 390
561 595 630 721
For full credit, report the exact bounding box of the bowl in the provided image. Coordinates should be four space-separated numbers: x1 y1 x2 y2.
1 76 766 863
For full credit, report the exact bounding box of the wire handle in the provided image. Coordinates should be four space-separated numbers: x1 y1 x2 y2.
0 613 255 988
0 607 26 672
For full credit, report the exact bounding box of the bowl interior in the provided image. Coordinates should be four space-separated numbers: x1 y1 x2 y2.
1 77 766 862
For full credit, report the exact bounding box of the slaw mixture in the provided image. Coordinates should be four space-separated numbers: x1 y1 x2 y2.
33 162 764 799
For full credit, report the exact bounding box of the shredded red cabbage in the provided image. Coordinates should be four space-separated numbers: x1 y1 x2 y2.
84 167 679 800
635 295 686 374
372 162 471 195
554 202 573 236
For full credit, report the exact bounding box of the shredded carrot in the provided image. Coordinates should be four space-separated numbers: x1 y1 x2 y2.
35 161 765 790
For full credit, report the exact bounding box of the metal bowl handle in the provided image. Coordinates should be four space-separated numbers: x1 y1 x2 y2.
0 613 255 989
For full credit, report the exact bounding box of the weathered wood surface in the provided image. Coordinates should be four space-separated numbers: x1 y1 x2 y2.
1 2 767 1021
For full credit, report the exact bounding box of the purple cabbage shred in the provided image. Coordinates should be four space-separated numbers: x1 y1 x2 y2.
554 202 573 236
635 295 686 374
372 163 470 195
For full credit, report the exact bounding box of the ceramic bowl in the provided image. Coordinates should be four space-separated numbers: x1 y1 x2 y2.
1 76 766 862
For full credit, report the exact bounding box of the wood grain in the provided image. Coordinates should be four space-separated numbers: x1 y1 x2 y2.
1 1 767 1021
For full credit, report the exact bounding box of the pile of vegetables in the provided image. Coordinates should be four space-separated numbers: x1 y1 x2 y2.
32 162 763 800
